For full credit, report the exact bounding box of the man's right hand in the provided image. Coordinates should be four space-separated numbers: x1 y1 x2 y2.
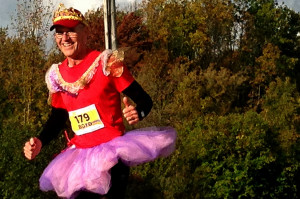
24 137 42 160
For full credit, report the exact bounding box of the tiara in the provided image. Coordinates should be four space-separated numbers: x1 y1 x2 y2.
52 3 88 26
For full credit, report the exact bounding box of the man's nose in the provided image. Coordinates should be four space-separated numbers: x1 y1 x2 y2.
62 32 70 39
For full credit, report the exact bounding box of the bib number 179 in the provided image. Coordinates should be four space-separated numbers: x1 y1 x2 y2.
69 104 104 135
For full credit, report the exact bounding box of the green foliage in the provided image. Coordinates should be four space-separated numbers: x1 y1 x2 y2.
164 63 248 126
131 0 300 198
0 1 65 198
262 78 300 157
1 0 300 198
0 123 65 199
144 0 235 66
130 107 299 198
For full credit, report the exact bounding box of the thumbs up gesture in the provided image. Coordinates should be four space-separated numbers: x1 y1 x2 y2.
23 137 42 160
122 97 139 125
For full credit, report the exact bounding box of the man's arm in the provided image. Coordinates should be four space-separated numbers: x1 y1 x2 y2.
122 80 153 125
24 107 69 160
38 107 69 145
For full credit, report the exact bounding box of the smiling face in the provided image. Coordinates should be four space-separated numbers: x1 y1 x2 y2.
55 24 88 60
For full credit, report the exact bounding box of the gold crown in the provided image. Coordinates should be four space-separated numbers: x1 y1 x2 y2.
52 3 87 26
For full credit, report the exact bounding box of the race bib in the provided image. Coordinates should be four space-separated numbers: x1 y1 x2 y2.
69 104 104 135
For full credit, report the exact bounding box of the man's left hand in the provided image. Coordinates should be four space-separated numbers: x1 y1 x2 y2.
122 97 139 125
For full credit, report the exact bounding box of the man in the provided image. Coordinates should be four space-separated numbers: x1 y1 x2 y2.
23 4 176 199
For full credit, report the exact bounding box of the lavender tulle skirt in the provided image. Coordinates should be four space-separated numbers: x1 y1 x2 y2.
39 126 176 198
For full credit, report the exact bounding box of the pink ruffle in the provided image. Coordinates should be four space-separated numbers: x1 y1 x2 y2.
45 50 112 95
39 127 176 198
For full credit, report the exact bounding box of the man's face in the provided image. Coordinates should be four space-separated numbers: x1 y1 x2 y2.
55 24 87 59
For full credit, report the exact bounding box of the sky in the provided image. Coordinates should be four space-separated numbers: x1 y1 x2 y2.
277 0 300 11
0 0 299 28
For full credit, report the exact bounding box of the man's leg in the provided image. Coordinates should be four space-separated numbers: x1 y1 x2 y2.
75 191 103 199
75 161 130 199
106 161 130 199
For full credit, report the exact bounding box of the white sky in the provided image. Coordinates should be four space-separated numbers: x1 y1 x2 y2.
50 0 105 14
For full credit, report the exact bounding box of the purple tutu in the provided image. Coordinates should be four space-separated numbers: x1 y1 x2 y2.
39 126 176 198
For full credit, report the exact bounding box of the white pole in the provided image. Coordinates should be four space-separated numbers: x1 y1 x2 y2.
111 0 117 50
103 0 117 50
103 0 110 49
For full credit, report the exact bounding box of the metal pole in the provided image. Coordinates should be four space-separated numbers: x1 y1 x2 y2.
111 0 117 50
103 0 117 50
103 0 110 49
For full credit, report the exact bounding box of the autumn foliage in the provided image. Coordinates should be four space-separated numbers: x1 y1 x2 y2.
0 0 300 198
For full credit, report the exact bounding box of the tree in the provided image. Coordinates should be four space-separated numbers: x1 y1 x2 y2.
0 1 62 198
